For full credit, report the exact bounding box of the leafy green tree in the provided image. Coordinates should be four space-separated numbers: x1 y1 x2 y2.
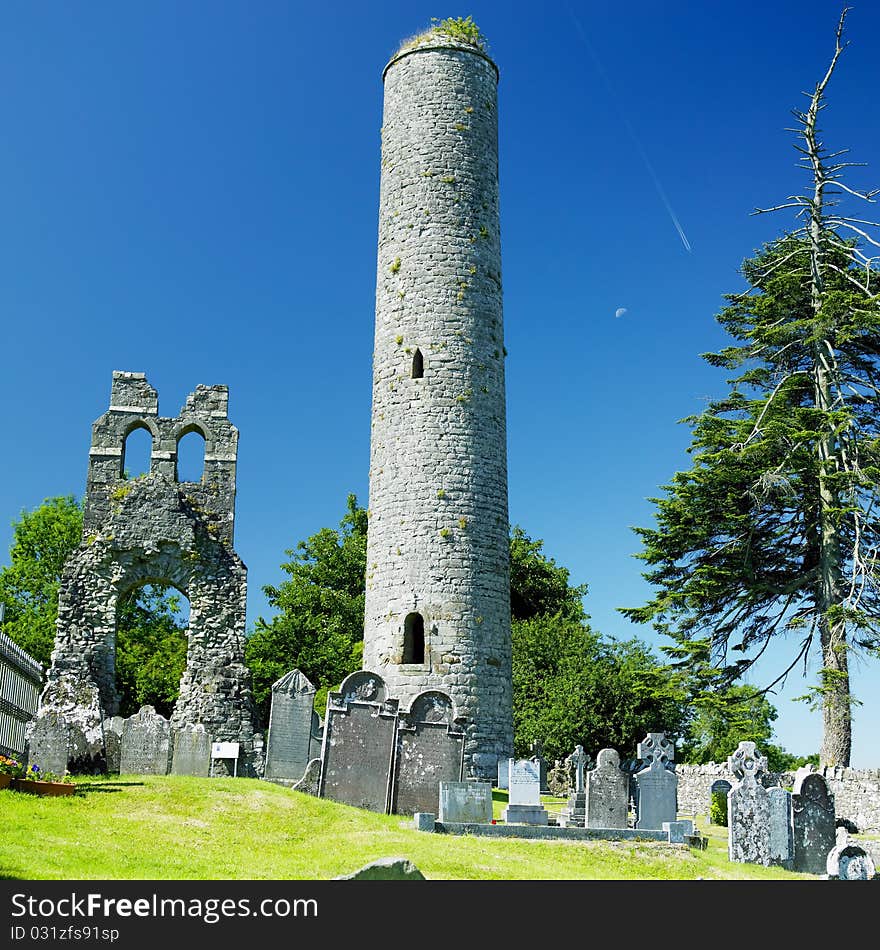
511 617 690 763
115 585 188 719
622 10 880 766
0 495 83 666
246 494 368 724
509 526 587 622
680 683 816 772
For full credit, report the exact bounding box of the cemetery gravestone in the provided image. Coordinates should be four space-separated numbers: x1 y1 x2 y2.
119 706 172 776
171 723 211 777
392 691 465 816
26 709 70 776
438 781 493 823
562 745 589 827
291 758 322 797
663 819 694 843
318 671 398 813
727 741 771 866
103 716 125 774
826 827 876 880
585 748 628 829
767 786 794 869
547 759 570 797
792 769 836 875
502 758 548 825
530 739 549 793
634 732 677 830
265 669 322 783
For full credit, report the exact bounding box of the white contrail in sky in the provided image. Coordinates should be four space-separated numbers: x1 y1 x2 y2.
566 6 693 253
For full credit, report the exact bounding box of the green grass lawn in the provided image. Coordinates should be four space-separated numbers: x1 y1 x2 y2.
0 776 826 881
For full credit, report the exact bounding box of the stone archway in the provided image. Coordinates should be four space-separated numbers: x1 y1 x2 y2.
35 372 260 776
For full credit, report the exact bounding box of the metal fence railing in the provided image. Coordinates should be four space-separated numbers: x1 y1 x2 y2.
0 625 44 759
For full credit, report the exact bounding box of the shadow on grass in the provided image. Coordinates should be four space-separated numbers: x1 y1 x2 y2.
75 781 146 795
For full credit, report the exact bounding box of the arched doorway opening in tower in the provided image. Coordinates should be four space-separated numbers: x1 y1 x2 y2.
403 612 425 664
115 583 189 718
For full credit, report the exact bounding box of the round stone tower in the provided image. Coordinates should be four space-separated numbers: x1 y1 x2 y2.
362 24 514 780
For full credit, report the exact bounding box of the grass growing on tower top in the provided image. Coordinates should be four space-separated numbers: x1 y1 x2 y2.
396 16 488 56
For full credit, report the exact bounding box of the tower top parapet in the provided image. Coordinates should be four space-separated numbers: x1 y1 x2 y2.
384 17 497 81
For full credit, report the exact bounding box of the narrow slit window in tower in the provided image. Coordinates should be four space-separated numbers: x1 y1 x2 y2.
403 612 425 664
411 348 424 379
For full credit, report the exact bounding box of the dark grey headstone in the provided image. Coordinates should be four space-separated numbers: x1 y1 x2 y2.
265 669 320 782
318 671 398 812
119 706 171 775
392 690 465 816
26 709 70 776
792 770 836 875
171 723 211 776
585 748 628 829
291 757 321 796
529 740 549 793
103 716 125 774
768 786 794 868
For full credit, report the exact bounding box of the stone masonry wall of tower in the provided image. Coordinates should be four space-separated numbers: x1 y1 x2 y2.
362 34 514 780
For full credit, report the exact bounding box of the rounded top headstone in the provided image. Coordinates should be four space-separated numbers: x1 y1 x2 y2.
339 670 387 705
407 690 457 725
597 748 620 769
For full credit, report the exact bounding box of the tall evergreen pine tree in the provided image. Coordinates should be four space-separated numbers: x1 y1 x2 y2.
623 8 880 766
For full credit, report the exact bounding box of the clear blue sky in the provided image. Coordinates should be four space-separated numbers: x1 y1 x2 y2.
1 1 878 766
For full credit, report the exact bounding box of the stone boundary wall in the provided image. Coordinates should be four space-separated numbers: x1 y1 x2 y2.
676 763 880 833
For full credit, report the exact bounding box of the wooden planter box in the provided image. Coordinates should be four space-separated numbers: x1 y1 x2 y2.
0 773 13 791
13 778 76 797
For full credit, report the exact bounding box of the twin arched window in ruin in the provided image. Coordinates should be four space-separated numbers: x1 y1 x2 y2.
120 424 207 483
